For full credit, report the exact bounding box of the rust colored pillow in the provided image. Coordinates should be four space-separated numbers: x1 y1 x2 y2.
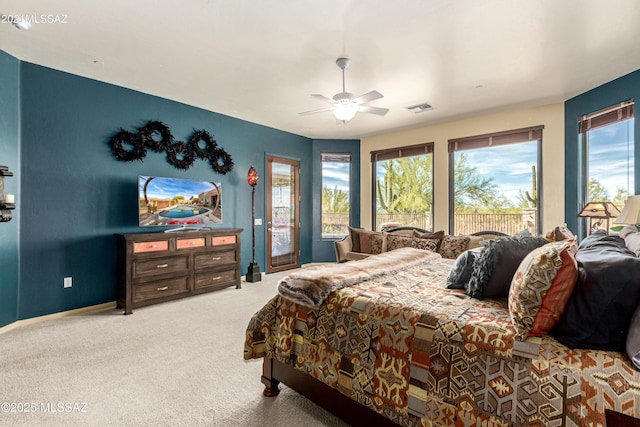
509 240 578 340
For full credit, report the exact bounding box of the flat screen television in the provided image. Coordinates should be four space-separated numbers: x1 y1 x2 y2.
138 176 222 228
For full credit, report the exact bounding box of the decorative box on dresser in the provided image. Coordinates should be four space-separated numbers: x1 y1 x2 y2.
115 228 242 314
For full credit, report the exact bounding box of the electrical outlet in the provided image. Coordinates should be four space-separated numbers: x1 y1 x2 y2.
254 218 262 225
64 277 72 288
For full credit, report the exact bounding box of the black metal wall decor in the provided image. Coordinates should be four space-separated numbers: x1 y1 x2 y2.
109 120 234 174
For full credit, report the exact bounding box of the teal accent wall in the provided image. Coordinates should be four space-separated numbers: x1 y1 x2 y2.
311 139 360 262
0 51 20 327
564 69 640 235
16 60 315 319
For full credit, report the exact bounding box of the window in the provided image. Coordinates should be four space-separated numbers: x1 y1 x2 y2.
371 143 434 231
580 101 634 216
448 126 543 235
321 153 351 239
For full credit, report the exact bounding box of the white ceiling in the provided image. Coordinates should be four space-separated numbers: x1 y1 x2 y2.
1 0 640 139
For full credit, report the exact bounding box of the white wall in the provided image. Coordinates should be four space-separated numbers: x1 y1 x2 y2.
360 103 565 233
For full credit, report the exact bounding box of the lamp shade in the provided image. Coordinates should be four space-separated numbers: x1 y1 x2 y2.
577 201 621 218
614 195 640 225
247 166 258 187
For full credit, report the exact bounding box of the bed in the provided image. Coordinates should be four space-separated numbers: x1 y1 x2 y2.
244 232 640 426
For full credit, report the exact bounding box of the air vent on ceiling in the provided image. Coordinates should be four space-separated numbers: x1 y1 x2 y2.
406 102 433 113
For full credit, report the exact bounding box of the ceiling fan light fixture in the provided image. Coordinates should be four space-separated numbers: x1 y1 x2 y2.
333 99 358 121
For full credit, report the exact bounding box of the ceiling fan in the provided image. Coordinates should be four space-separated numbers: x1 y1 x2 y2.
299 57 389 122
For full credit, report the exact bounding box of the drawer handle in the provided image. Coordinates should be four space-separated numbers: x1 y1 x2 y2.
149 244 157 248
157 286 169 291
211 257 222 261
211 276 221 281
188 241 197 245
157 263 169 269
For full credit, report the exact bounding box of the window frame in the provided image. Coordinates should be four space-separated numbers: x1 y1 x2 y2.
579 100 635 235
370 142 434 231
320 152 352 240
448 126 544 235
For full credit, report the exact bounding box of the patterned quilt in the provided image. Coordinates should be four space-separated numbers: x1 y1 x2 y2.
244 255 640 426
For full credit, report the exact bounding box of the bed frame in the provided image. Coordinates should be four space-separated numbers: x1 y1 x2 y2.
261 357 397 426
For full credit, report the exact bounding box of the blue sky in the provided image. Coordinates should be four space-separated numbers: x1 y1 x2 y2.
461 141 537 203
322 162 350 193
325 118 634 206
587 119 635 199
140 176 219 200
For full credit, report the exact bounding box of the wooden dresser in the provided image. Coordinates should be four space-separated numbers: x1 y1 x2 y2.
115 228 242 314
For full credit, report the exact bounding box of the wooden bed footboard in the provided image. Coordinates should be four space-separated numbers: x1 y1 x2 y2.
261 357 397 426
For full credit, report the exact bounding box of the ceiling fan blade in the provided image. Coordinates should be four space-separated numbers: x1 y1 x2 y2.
352 90 383 105
299 107 334 116
311 94 335 104
358 105 389 116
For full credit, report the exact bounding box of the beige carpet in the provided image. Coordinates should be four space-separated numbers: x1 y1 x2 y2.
0 269 349 427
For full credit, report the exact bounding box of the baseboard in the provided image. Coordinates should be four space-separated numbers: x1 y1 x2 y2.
0 301 117 336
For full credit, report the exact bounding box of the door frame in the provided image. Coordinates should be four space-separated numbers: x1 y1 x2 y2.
266 155 300 273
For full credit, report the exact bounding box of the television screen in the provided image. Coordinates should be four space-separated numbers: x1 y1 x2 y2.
138 176 222 227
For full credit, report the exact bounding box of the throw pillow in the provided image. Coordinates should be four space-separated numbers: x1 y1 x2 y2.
370 233 384 255
508 241 578 340
438 235 471 259
552 230 640 351
411 237 439 252
620 224 640 257
466 235 548 299
544 225 576 242
627 305 640 370
446 247 484 290
348 226 362 253
358 230 380 254
413 230 445 250
386 235 413 251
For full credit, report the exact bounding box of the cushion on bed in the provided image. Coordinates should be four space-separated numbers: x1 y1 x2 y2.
552 230 640 351
386 234 413 251
411 237 439 252
438 235 471 259
413 229 445 250
620 224 640 257
508 240 578 340
466 235 548 299
446 247 484 289
545 225 576 242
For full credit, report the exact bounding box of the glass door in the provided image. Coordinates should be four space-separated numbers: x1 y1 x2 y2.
266 156 300 273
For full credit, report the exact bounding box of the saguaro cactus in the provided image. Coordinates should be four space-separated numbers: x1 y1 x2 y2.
525 165 537 208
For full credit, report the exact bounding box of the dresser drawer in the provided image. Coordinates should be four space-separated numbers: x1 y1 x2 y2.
133 277 189 302
194 269 237 289
177 237 205 249
133 240 169 253
133 256 189 278
194 250 236 268
212 235 236 245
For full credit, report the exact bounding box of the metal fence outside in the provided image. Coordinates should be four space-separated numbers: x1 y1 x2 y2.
322 211 536 236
